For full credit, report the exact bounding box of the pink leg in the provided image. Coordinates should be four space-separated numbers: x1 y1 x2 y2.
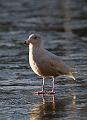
34 77 47 94
52 77 55 92
42 77 45 91
34 77 55 95
48 77 55 94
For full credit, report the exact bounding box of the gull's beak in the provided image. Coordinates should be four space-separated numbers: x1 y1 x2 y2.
24 40 27 44
24 39 30 45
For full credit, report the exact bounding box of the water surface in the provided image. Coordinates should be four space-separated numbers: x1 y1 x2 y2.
0 0 87 120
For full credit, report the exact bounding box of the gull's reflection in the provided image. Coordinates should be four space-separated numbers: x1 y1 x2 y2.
30 94 76 120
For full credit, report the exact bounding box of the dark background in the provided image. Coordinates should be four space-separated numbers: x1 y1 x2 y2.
0 0 87 120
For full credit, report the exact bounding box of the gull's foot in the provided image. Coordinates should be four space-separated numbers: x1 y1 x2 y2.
34 91 47 94
34 91 55 95
47 91 55 94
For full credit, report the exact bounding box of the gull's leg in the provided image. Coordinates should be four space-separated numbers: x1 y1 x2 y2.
46 77 55 94
35 77 46 94
52 77 55 93
48 77 55 94
42 77 45 91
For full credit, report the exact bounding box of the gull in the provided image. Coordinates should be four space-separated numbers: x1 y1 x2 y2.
24 34 75 94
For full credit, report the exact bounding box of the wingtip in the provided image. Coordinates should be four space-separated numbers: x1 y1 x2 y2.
68 72 76 80
70 75 76 80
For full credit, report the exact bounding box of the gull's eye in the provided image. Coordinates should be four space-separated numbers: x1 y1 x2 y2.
33 36 37 39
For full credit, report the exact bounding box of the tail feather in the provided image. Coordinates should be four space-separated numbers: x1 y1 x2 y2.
68 70 77 80
68 73 75 80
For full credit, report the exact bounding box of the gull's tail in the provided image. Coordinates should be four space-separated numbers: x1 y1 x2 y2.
68 68 77 80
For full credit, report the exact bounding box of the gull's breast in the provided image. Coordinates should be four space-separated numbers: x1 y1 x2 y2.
29 51 43 76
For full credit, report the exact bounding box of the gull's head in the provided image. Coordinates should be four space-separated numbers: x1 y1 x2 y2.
24 34 42 47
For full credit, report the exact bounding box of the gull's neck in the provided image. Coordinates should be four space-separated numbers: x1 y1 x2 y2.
29 43 43 64
29 43 43 52
29 43 34 52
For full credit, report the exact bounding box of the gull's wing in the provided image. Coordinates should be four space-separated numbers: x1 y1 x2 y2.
37 49 71 77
